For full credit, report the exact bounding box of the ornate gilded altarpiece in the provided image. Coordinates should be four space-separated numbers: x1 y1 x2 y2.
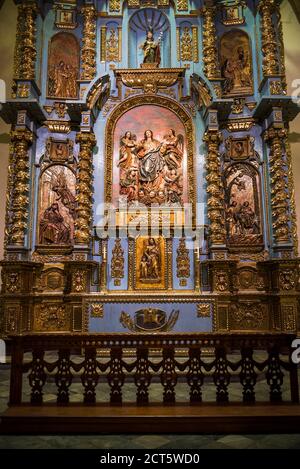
0 0 299 337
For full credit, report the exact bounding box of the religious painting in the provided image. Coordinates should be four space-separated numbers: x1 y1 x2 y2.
224 163 263 248
47 32 79 99
222 3 245 26
225 136 255 161
135 236 166 290
38 165 76 246
112 105 187 208
45 138 73 163
55 8 77 29
220 30 253 96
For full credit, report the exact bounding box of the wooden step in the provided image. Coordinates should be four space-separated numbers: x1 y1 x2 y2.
1 403 300 434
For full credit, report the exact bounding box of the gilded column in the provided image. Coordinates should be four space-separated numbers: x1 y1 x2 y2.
75 132 96 246
285 137 298 255
264 127 292 245
201 6 220 80
204 130 226 246
19 1 38 80
9 129 33 246
258 0 280 77
12 4 24 93
81 5 97 81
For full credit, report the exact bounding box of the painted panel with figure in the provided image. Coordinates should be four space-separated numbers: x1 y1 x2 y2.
38 166 76 245
113 105 187 207
47 32 79 99
224 163 263 248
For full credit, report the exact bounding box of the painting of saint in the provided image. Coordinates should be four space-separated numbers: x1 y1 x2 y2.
113 105 187 208
139 29 161 66
220 31 253 95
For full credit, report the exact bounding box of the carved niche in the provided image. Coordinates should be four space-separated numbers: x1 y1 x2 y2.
37 161 76 247
47 32 80 99
220 30 253 96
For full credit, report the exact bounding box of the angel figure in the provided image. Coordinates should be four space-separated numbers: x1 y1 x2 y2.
161 129 184 170
117 131 137 170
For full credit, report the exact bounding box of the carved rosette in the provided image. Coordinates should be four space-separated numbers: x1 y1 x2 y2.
264 127 292 244
80 5 97 81
75 132 96 245
204 131 226 246
18 2 38 81
9 129 33 246
258 0 280 77
201 6 220 80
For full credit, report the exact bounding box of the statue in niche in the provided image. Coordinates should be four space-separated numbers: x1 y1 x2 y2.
139 29 161 66
47 33 79 99
39 203 71 245
119 128 184 206
220 31 253 95
140 237 161 281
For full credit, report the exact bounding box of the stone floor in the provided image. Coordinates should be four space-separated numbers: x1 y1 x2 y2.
1 359 300 449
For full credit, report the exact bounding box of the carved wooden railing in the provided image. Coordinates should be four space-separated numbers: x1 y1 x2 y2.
8 333 299 406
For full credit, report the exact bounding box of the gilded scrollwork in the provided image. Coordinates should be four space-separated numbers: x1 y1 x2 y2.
75 132 96 245
231 302 267 330
111 238 125 286
80 5 97 81
204 131 226 246
18 1 38 81
34 304 68 332
176 238 190 286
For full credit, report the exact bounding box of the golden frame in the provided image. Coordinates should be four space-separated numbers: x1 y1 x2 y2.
104 94 196 224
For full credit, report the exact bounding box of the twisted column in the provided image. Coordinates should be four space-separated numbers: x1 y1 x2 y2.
80 5 97 81
258 0 280 77
264 127 291 244
9 129 33 246
204 130 226 246
75 132 96 246
201 6 220 80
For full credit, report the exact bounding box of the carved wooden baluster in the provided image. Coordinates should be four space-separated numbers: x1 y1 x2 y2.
107 346 124 404
187 347 203 403
81 347 98 404
55 349 73 404
161 346 177 404
9 337 24 405
213 345 230 403
239 346 257 403
135 346 151 404
266 345 283 402
28 349 46 404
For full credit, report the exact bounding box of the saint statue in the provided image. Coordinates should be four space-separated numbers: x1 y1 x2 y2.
139 29 161 66
39 203 71 245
